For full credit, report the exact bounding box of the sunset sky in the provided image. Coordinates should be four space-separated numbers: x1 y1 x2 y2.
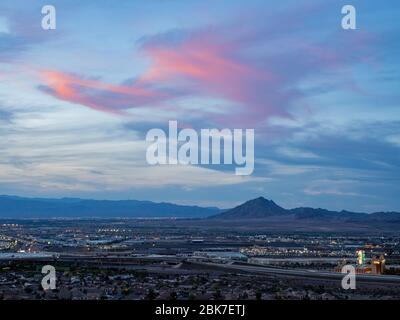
0 0 399 211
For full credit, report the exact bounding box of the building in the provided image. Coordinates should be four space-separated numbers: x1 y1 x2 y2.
335 251 386 275
190 251 247 263
357 249 366 265
371 255 386 274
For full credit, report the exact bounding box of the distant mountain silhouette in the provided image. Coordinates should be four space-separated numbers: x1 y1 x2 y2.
210 197 400 222
212 197 288 219
0 195 219 218
1 195 400 224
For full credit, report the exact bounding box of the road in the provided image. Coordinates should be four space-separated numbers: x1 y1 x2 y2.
191 261 400 284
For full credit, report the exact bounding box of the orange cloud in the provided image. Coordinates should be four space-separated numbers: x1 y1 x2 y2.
39 69 169 115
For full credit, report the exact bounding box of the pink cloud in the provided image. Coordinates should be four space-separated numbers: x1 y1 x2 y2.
39 70 171 115
37 5 377 128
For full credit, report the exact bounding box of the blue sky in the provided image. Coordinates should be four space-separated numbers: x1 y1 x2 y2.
0 0 399 211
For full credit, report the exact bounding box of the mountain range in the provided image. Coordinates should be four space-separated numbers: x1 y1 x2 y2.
0 195 399 224
0 195 219 218
211 197 400 223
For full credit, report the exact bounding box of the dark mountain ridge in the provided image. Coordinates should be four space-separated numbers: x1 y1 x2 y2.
0 195 399 223
211 197 400 222
212 197 288 219
0 195 219 218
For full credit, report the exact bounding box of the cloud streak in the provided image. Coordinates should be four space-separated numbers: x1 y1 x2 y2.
38 70 169 115
35 3 377 128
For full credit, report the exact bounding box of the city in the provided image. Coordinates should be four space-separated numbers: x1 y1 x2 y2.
1 218 400 300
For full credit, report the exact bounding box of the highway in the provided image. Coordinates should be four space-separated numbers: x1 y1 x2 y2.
191 261 400 284
4 251 400 285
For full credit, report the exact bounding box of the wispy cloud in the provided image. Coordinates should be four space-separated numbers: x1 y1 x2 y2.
35 2 377 128
38 70 168 115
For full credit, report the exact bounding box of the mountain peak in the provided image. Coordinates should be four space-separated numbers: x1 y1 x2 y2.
250 196 276 205
211 196 288 219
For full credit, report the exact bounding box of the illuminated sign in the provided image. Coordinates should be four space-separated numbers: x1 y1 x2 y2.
357 250 365 265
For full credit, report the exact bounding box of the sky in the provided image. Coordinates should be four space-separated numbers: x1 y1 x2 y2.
0 0 399 211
